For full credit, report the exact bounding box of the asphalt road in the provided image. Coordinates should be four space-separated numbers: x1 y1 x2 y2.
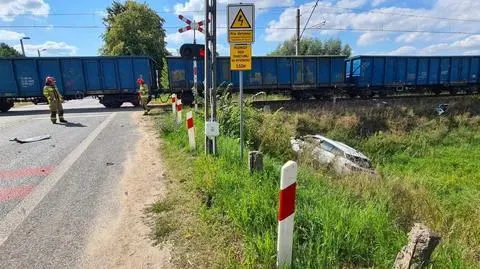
0 98 143 268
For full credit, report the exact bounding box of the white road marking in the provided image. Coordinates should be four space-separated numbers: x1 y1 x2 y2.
33 114 107 120
0 112 117 247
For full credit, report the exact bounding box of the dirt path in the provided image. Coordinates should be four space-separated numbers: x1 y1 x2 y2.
82 112 172 269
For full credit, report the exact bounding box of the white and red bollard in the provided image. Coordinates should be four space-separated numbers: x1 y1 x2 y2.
176 99 182 124
193 60 198 112
186 111 195 150
277 161 297 268
171 94 177 116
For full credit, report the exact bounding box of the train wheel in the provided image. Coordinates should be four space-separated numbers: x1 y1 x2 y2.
0 99 13 112
102 101 122 108
432 89 441 95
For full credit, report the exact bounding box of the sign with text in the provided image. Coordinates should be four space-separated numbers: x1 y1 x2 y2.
227 4 255 43
230 44 252 71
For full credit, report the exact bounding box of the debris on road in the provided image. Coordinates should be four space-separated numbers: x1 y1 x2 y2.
106 162 115 166
9 134 51 144
393 223 441 269
291 135 377 178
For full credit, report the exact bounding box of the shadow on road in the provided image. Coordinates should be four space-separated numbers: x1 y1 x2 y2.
57 122 87 128
0 106 143 117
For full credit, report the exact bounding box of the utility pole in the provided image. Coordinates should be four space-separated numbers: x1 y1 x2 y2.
193 20 198 112
296 8 300 56
211 0 217 155
204 0 218 155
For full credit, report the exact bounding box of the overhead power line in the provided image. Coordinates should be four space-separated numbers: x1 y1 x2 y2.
300 0 319 39
313 3 480 23
2 24 480 36
0 5 308 17
0 3 478 23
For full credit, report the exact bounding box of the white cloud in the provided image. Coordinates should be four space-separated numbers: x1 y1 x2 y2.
217 0 294 10
386 46 417 55
0 0 50 21
451 35 480 49
14 41 77 57
166 30 205 46
265 0 480 56
0 29 25 40
357 32 389 46
387 35 480 55
171 0 294 48
167 47 178 56
336 0 368 9
163 7 171 12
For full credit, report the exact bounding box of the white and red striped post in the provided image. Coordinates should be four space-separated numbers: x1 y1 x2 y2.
277 161 297 268
186 111 195 150
176 99 182 124
171 94 177 116
193 59 198 112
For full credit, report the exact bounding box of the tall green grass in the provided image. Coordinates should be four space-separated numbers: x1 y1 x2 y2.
157 110 405 268
156 97 480 268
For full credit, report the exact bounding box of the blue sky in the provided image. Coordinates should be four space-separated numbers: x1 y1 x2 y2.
1 0 480 57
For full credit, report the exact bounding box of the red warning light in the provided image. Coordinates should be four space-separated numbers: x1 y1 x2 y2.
199 48 205 58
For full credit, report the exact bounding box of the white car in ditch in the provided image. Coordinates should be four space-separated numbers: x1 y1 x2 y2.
290 135 377 177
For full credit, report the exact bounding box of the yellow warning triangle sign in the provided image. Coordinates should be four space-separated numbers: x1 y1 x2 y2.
230 9 251 29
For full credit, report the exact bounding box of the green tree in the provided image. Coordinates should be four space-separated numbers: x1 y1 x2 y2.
103 1 127 31
0 43 21 57
160 57 169 89
101 0 169 76
268 37 351 56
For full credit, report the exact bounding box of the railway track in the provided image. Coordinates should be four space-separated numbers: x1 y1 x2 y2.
148 92 477 112
249 93 478 111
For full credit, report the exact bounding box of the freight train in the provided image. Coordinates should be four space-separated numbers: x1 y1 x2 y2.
167 55 480 103
0 56 157 112
1 54 479 112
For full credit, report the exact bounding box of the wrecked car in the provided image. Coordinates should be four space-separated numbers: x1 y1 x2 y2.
290 135 377 177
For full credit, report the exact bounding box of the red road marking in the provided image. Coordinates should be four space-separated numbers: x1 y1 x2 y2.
0 165 56 181
0 185 35 202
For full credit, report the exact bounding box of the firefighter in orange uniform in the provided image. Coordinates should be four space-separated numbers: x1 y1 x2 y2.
43 76 67 124
137 76 151 115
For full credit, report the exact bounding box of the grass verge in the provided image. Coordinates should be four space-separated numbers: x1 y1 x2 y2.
149 96 480 268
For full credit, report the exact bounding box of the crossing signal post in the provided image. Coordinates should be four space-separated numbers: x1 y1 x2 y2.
178 15 208 112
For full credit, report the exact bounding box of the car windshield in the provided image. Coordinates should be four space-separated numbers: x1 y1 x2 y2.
346 154 372 169
320 140 343 156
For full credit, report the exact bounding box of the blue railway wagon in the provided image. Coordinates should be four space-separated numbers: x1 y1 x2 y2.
166 55 347 102
345 55 480 96
0 56 157 112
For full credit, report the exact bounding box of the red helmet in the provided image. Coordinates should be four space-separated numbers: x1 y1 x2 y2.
45 76 55 86
137 78 144 85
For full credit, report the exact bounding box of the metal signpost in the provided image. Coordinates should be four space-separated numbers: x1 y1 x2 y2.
178 15 207 111
227 3 254 161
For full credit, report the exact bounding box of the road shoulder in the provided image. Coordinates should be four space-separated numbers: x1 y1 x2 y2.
81 112 172 268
